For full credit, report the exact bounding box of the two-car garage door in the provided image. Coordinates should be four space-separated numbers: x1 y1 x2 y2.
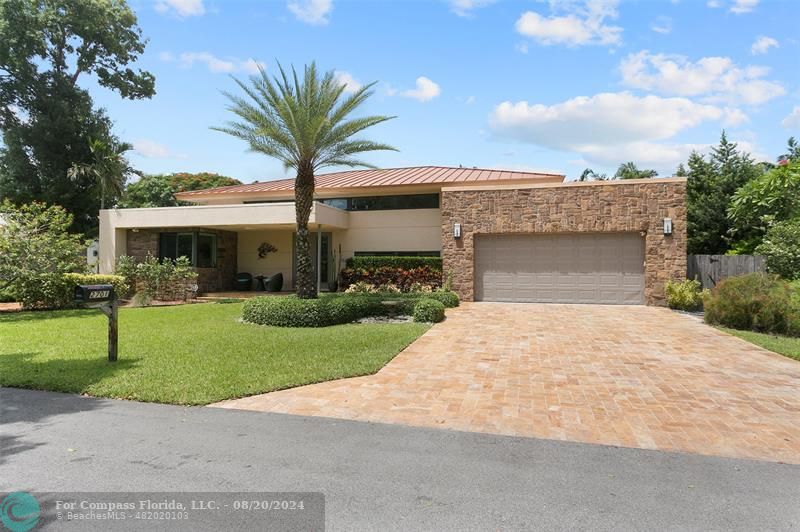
474 233 645 305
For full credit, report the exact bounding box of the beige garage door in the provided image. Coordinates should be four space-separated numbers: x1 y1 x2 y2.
474 233 645 304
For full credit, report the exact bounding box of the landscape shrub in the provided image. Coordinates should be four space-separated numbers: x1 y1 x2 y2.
116 254 198 302
665 279 705 311
15 273 128 310
426 290 460 308
242 290 459 327
755 218 800 280
338 265 442 292
0 201 87 308
345 256 442 271
413 299 446 323
703 273 799 336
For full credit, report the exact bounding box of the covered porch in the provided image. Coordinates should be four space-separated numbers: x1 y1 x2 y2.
99 201 349 293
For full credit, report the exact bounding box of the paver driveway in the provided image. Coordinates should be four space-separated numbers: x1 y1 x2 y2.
214 303 800 464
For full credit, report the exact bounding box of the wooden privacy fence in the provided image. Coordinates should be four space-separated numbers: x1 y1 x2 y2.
687 255 767 289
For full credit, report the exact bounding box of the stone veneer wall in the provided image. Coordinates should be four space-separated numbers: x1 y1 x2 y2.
125 227 238 293
440 180 687 305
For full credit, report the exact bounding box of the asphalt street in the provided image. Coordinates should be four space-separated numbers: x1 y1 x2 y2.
2 387 799 531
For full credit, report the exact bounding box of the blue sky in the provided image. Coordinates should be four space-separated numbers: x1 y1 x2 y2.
89 0 799 182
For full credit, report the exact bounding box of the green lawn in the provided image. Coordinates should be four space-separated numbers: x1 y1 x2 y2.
0 302 429 405
719 327 800 362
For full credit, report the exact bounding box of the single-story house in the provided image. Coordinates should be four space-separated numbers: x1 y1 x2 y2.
99 166 686 305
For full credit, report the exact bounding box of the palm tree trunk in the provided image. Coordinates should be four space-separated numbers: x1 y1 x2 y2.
294 163 317 298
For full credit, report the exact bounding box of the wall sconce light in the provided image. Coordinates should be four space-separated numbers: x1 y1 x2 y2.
454 223 462 239
663 218 673 235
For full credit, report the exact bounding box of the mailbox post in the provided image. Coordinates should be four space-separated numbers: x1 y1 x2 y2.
74 284 118 362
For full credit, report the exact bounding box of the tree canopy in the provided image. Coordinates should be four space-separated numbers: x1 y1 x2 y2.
614 162 658 180
120 172 242 208
685 132 762 254
0 0 154 235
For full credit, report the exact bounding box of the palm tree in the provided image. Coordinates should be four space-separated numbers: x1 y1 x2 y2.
69 138 138 210
214 62 396 298
614 162 658 180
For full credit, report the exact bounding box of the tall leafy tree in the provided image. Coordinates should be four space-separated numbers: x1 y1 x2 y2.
214 63 396 298
685 132 761 254
0 0 154 234
614 162 658 180
68 138 139 209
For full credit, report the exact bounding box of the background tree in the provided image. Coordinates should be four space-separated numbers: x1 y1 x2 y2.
778 137 800 165
215 63 396 298
68 138 139 209
728 161 800 253
120 172 242 208
0 0 155 234
577 168 609 181
685 132 761 254
614 162 658 180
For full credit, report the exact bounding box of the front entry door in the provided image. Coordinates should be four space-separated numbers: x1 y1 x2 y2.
292 232 332 290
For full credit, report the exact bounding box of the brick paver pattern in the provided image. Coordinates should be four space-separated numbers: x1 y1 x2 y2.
213 303 800 464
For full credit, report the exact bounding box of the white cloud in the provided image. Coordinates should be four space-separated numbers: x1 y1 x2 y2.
706 0 721 7
650 16 672 35
133 140 172 159
333 71 361 94
161 52 265 74
730 0 758 14
449 0 496 17
287 0 333 25
400 77 441 102
465 95 476 105
783 107 800 129
154 0 205 17
515 0 623 47
751 36 778 55
488 92 744 170
241 59 265 74
619 51 785 105
515 42 529 54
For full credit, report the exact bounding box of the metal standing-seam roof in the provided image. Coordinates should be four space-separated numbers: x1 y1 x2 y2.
175 166 565 199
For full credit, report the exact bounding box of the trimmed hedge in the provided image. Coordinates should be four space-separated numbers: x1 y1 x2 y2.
16 273 129 310
242 290 459 327
703 273 799 336
413 299 445 323
339 265 442 292
345 256 442 271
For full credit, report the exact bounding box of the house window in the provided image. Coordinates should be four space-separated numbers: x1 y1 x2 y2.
319 194 440 211
353 251 440 257
244 194 440 211
158 232 217 267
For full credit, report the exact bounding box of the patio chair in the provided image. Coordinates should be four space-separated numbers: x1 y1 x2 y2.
265 273 284 292
235 272 253 291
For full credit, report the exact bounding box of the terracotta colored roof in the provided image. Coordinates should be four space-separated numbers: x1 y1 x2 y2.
175 166 564 199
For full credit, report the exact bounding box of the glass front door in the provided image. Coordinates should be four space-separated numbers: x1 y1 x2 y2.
292 232 332 290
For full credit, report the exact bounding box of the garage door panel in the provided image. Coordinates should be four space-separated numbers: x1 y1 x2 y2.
475 233 645 305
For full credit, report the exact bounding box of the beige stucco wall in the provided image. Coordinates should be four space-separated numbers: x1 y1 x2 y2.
336 209 442 259
99 204 443 282
237 230 296 287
